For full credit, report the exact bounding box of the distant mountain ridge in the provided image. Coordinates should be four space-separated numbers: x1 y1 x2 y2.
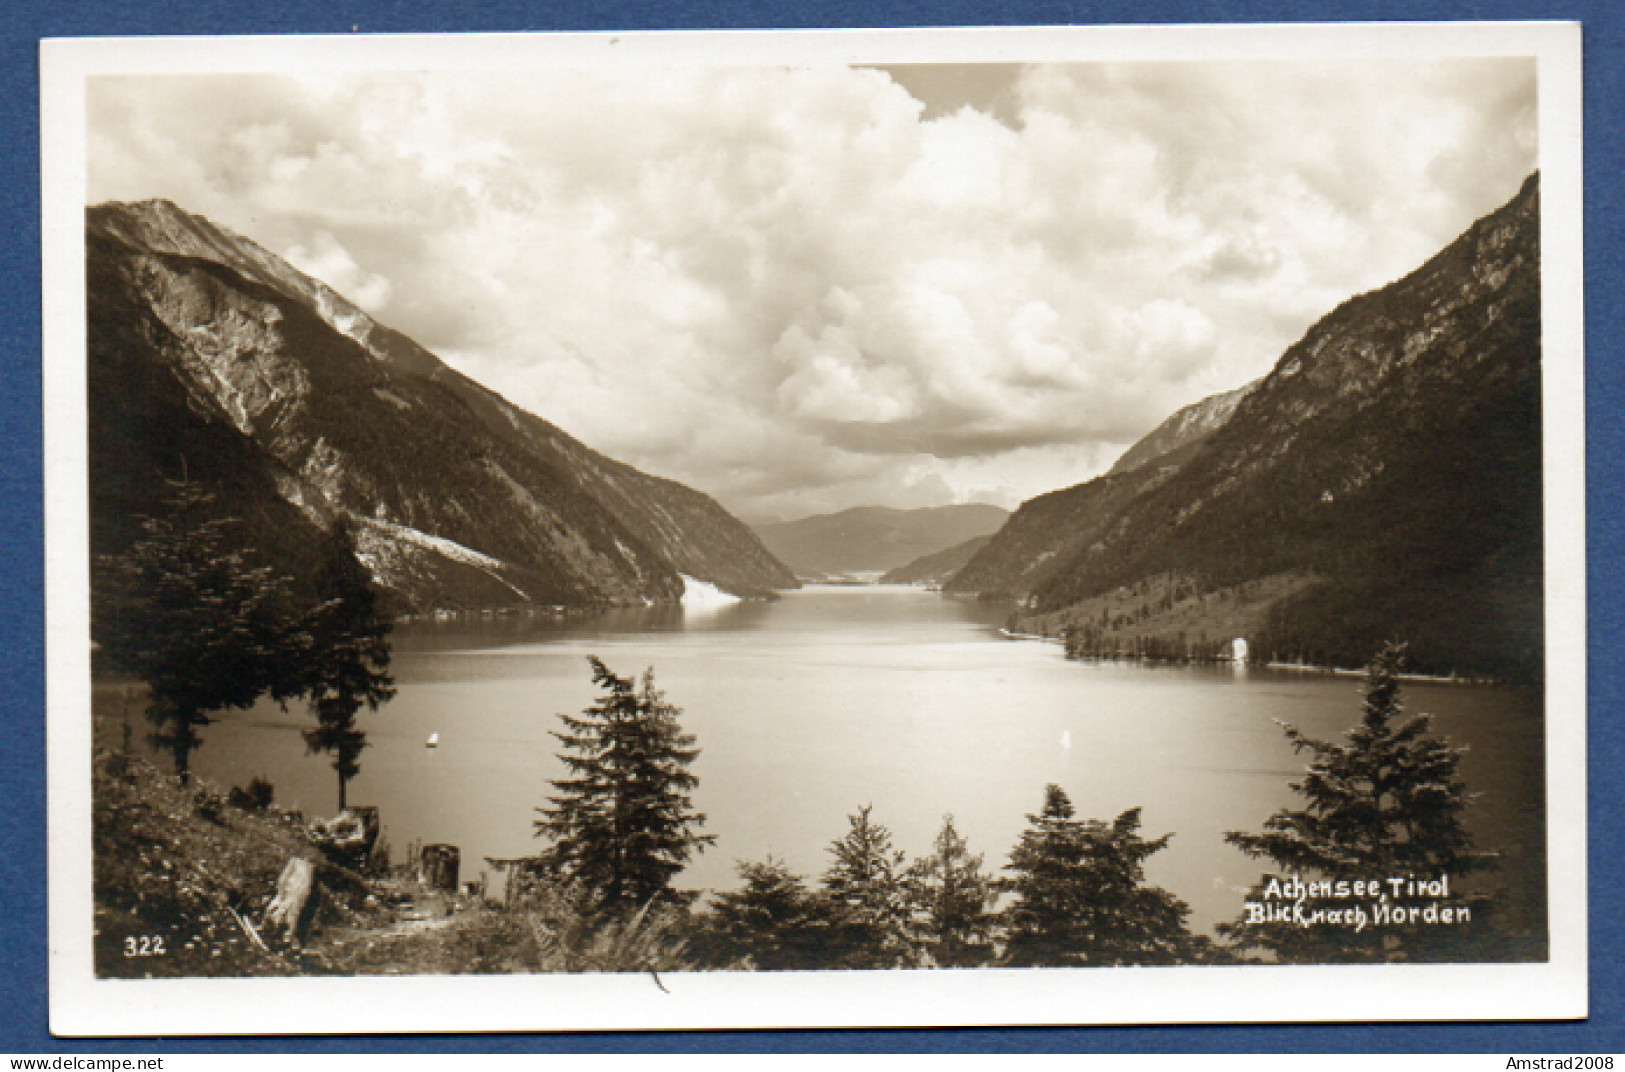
87 199 797 614
752 504 1010 580
950 174 1543 681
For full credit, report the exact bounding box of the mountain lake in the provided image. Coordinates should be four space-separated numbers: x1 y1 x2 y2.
93 583 1547 945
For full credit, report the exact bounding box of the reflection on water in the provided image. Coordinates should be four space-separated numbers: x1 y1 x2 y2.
96 584 1545 943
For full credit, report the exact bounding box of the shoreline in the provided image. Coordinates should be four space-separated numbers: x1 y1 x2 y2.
994 628 1496 686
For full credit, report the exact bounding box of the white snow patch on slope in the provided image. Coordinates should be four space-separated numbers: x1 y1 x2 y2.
366 518 530 600
681 574 739 608
368 519 505 571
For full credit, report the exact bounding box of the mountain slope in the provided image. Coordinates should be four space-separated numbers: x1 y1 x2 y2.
87 200 797 613
878 535 994 585
951 174 1543 681
944 469 1171 600
1105 379 1259 476
752 504 1010 579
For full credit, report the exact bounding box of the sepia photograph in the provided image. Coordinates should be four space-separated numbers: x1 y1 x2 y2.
41 22 1585 1034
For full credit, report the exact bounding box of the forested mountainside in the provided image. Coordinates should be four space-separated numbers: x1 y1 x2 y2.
752 504 1010 579
949 174 1543 682
87 200 796 614
880 535 995 585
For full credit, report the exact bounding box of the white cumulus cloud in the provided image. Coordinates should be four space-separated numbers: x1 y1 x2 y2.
284 230 394 312
86 56 1537 520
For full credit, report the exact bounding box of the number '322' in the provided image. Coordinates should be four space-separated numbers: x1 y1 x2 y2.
123 935 165 957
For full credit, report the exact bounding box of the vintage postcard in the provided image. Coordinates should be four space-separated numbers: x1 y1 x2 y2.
42 22 1585 1035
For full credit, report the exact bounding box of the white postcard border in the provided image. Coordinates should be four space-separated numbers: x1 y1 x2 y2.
42 21 1587 1035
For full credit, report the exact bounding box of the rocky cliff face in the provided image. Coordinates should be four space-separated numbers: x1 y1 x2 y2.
950 174 1543 681
87 200 797 613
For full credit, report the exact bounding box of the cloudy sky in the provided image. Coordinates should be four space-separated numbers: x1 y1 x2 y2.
86 58 1536 521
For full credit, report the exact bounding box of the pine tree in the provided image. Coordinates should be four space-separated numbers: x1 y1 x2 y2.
1221 640 1492 962
903 814 997 967
821 805 914 968
1000 785 1199 967
692 858 831 970
93 478 298 782
536 657 715 909
296 519 395 811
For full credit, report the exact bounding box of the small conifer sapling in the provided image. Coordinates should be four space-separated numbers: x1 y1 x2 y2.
1001 785 1200 967
537 657 715 909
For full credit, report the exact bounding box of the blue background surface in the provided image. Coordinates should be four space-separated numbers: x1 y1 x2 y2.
4 0 1618 1054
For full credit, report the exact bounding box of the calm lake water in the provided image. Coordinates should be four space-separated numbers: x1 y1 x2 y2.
96 584 1546 941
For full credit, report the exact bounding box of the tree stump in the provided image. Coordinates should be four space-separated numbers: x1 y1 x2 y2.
348 806 381 858
421 844 460 891
307 807 385 869
263 857 317 945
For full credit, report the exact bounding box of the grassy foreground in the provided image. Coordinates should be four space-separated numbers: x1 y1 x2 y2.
92 751 691 978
